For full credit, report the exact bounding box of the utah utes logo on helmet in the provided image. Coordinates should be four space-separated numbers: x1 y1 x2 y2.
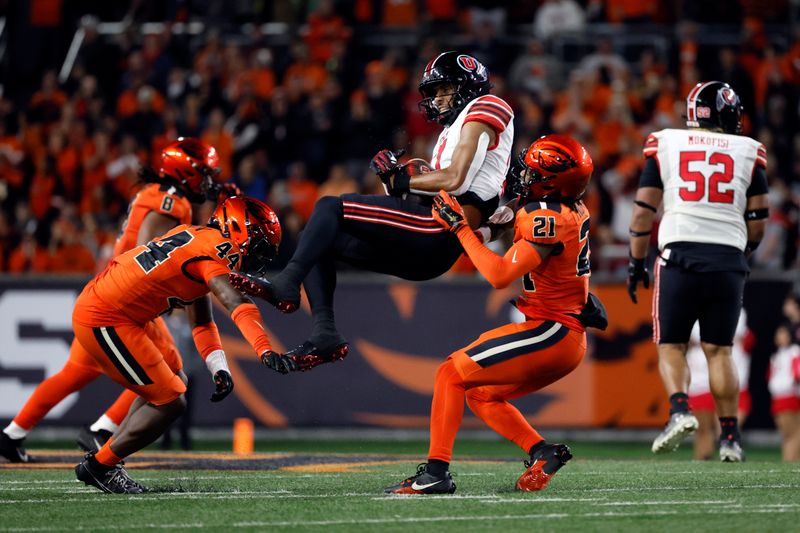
456 54 478 71
717 86 739 109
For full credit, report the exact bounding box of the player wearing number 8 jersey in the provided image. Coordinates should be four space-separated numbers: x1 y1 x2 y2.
386 135 607 494
627 81 769 462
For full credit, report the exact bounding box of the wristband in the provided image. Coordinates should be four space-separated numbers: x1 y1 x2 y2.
205 349 230 375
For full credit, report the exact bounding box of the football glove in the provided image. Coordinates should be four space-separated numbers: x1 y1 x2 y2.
369 148 405 178
210 370 234 402
432 190 468 233
261 350 298 374
627 256 650 304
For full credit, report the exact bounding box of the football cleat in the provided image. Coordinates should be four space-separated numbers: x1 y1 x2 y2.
384 463 456 494
228 272 299 313
76 426 113 453
652 412 699 454
0 432 33 463
287 337 349 371
516 443 572 492
719 439 745 463
75 453 148 494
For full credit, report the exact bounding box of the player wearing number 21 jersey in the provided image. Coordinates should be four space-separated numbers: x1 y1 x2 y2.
386 134 607 495
627 81 769 462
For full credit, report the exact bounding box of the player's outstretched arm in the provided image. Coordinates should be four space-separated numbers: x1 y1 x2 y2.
207 275 297 374
432 190 552 289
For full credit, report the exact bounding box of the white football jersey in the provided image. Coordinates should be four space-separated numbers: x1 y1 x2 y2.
644 128 767 251
413 94 514 201
768 345 800 399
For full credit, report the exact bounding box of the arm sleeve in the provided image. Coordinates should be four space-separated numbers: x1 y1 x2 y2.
192 322 223 360
456 227 543 289
747 165 768 197
230 302 272 355
638 156 663 189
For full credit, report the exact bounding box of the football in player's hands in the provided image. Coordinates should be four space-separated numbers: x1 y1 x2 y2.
432 190 468 233
402 158 432 176
210 370 234 402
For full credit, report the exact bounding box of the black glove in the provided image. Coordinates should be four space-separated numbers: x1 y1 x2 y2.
387 164 411 196
261 350 298 374
369 148 405 179
210 370 234 402
627 256 650 304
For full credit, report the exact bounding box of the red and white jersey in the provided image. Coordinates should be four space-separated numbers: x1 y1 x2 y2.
687 311 750 396
420 94 514 201
768 345 800 399
644 128 767 252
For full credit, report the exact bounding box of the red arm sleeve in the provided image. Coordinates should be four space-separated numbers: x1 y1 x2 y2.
456 228 543 289
231 302 272 355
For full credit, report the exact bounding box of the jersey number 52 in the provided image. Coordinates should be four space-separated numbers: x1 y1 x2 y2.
678 151 734 204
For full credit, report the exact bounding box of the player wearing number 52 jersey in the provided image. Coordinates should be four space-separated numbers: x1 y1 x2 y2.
627 81 769 462
386 135 607 495
72 197 289 494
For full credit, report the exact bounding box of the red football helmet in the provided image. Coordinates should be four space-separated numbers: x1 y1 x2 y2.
208 196 281 274
159 137 221 202
510 134 593 204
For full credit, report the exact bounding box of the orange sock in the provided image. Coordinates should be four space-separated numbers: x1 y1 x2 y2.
427 359 466 463
95 438 122 467
104 390 138 426
14 362 98 430
466 387 543 454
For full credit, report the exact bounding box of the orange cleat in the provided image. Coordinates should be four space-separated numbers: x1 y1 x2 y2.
515 443 572 492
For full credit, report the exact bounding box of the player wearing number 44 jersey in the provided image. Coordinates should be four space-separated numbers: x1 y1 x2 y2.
71 196 287 493
386 135 608 494
0 138 239 464
627 81 769 462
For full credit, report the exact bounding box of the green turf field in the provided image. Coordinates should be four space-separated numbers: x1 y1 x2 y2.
2 440 798 532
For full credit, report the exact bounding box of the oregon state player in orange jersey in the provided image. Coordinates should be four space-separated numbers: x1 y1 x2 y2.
0 138 238 464
72 196 288 493
385 134 607 494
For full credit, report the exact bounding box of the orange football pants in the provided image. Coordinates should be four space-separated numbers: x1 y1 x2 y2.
13 317 181 430
428 319 586 463
72 314 186 407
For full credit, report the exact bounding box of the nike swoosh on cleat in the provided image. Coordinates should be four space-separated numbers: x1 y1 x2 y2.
411 480 443 490
93 438 101 451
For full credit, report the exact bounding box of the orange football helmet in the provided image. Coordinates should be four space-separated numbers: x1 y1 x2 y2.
510 134 593 204
208 196 281 274
159 137 221 202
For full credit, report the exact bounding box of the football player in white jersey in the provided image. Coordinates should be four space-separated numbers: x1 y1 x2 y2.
627 81 768 462
231 52 514 370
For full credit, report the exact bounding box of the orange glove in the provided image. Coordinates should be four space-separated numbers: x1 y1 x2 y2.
432 190 469 234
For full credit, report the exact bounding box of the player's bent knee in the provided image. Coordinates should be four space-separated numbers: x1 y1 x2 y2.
316 195 343 215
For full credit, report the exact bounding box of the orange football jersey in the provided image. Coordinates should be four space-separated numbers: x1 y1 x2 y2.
113 183 193 258
77 224 239 325
513 200 590 331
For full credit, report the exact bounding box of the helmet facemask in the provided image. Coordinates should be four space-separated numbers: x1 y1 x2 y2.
418 82 464 126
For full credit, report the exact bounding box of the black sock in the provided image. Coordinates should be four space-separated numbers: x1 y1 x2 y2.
529 440 548 459
669 393 690 415
87 454 114 473
719 417 740 442
280 197 343 288
426 459 449 476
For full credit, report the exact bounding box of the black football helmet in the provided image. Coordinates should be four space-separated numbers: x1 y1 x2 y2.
686 81 743 134
418 51 491 126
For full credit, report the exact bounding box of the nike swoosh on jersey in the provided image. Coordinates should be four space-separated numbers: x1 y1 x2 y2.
411 480 443 490
512 250 519 264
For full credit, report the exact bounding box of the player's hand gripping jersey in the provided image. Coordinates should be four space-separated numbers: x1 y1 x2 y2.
513 201 590 331
644 128 767 252
113 183 193 257
76 224 238 325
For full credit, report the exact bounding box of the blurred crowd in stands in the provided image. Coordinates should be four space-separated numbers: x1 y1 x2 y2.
0 0 798 275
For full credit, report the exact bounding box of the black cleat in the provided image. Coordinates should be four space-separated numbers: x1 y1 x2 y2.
384 463 457 494
75 453 148 494
77 426 113 453
228 272 300 313
0 432 33 463
516 443 572 491
287 336 349 371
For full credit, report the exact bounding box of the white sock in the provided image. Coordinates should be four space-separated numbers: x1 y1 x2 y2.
3 422 29 440
89 415 119 434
